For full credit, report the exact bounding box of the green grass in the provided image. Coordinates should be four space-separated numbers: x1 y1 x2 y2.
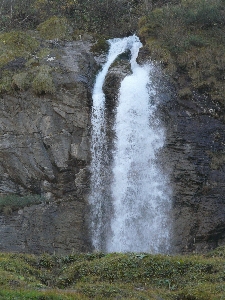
139 0 225 104
0 29 57 95
0 194 45 214
0 31 39 68
37 16 69 40
0 248 224 299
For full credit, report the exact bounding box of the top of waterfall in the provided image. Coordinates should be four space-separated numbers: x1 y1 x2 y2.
107 35 142 71
93 35 142 100
107 35 142 56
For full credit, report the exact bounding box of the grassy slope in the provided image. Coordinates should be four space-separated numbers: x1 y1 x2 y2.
138 0 225 106
0 247 225 299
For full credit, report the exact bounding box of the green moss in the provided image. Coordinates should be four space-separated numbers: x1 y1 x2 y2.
178 87 193 99
12 72 30 91
0 31 39 68
208 151 225 170
32 65 55 95
0 194 45 214
0 71 13 94
37 16 69 40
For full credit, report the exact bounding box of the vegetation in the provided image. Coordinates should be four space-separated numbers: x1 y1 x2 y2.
0 0 145 35
0 247 224 299
37 16 69 40
0 31 39 68
90 36 110 54
139 0 225 104
0 194 45 214
32 65 55 95
0 28 57 95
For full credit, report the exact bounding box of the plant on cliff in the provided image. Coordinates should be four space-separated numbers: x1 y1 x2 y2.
32 65 55 95
0 194 45 214
139 0 225 104
37 16 69 40
0 31 39 68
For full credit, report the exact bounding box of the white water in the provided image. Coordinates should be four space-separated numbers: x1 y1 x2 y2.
90 35 171 253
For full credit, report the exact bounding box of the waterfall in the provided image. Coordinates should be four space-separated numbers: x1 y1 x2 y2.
89 35 171 253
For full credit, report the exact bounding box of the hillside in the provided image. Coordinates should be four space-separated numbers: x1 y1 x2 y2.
0 247 225 299
139 0 225 107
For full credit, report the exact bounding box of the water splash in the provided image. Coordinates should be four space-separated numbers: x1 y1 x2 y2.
90 35 171 253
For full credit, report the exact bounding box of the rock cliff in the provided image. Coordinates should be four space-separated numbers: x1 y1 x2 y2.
164 93 225 253
0 39 97 254
0 36 225 255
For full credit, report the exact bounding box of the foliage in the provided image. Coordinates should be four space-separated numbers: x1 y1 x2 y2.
0 31 39 68
0 194 45 214
32 65 55 95
139 0 225 103
12 71 30 90
0 248 225 299
37 16 69 40
0 0 147 36
90 37 110 54
0 71 13 94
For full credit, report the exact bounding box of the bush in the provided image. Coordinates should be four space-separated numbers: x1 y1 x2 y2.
0 31 39 68
12 72 30 90
32 65 55 95
0 194 45 214
183 0 225 27
37 16 69 40
139 0 225 102
90 37 110 54
0 72 13 94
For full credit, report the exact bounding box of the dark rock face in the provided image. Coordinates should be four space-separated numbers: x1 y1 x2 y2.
0 38 224 255
0 40 97 254
163 94 225 253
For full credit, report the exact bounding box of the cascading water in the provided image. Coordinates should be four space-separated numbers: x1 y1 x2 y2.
89 35 171 253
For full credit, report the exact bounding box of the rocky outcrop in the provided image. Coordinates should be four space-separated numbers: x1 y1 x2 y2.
1 37 225 255
163 94 225 253
0 40 97 254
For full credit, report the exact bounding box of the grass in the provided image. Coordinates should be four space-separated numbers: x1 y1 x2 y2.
0 31 39 68
0 194 45 214
0 247 224 299
37 16 69 40
138 0 225 104
0 29 57 95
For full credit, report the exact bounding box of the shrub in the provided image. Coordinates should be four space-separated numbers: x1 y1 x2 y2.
90 37 109 54
12 72 30 90
32 65 55 95
0 31 39 68
139 0 225 102
0 72 13 94
0 194 45 214
37 16 69 40
178 87 193 99
183 0 225 27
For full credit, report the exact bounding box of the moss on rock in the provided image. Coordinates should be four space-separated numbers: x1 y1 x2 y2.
37 16 69 40
0 31 39 68
139 0 225 104
32 65 55 95
12 72 30 91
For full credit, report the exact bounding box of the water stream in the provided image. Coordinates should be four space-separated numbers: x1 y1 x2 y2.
89 35 171 253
